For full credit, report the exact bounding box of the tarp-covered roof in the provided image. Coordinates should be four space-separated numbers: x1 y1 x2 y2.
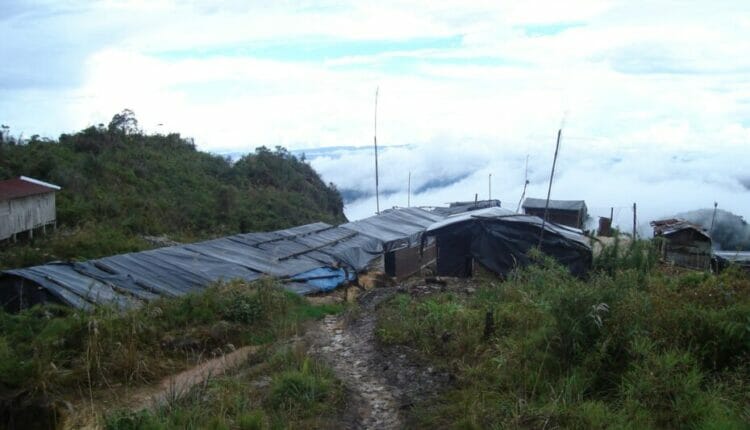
428 207 589 246
522 197 587 212
432 200 501 217
1 221 386 311
341 207 444 252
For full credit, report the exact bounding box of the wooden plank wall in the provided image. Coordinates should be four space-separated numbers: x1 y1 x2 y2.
0 193 56 240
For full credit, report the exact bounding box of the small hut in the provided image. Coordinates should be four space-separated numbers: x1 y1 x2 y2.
0 176 60 241
650 218 712 270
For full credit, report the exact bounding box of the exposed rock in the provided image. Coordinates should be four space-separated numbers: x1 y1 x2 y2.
141 235 181 247
346 286 362 303
357 272 393 290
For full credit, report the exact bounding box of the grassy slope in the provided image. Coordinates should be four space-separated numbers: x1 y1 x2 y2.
376 245 750 429
105 347 345 430
0 279 344 428
0 121 346 269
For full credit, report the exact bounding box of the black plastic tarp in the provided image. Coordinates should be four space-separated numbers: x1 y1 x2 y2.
425 207 592 277
341 207 444 252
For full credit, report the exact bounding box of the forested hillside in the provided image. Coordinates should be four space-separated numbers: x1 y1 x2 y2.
0 110 346 268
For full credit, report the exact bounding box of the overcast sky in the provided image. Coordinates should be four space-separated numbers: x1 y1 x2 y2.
2 0 749 226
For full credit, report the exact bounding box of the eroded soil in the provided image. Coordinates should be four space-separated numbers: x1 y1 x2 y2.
307 285 453 429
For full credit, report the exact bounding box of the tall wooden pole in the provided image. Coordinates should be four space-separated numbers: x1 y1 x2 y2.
632 202 637 240
539 129 562 247
374 87 380 214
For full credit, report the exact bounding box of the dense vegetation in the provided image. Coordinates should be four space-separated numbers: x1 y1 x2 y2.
377 245 750 429
0 279 343 427
0 110 346 269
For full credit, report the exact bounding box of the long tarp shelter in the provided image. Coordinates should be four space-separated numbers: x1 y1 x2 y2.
340 207 445 278
0 222 384 311
424 207 592 278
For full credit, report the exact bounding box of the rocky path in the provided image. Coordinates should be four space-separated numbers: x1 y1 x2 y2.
308 288 402 430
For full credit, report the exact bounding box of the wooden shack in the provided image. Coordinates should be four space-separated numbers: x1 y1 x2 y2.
0 176 60 241
651 218 712 270
522 198 588 229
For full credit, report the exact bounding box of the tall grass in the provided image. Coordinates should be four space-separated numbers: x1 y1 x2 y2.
376 250 750 428
593 237 660 279
105 346 344 430
0 279 342 398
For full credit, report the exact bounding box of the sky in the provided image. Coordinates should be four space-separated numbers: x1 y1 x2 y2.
2 0 750 229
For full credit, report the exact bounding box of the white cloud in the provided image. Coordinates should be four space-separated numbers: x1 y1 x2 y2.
1 0 749 224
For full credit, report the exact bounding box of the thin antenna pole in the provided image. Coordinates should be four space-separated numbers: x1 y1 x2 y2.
407 171 411 207
539 130 562 247
516 154 530 212
374 87 380 214
710 202 718 235
488 173 492 201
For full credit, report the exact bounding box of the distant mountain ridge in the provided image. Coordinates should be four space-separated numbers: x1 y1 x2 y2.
216 144 414 162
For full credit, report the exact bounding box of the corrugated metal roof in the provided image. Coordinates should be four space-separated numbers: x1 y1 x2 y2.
0 177 60 201
650 218 710 239
522 197 586 212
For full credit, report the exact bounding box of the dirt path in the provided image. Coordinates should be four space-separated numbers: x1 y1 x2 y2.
308 288 402 430
65 345 259 429
126 345 260 411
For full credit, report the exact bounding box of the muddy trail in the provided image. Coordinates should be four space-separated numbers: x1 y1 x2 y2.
307 286 451 430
